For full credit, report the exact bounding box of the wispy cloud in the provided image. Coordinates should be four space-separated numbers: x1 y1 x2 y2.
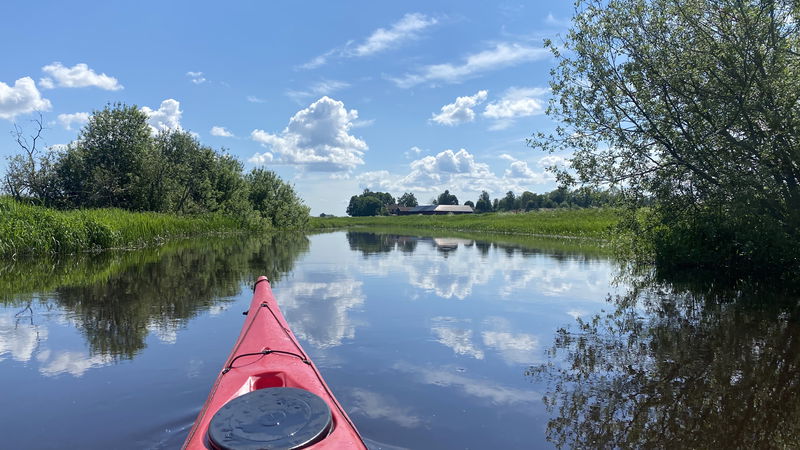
246 95 266 103
300 13 438 69
390 42 549 88
545 13 572 28
352 13 438 57
287 79 351 103
186 71 207 84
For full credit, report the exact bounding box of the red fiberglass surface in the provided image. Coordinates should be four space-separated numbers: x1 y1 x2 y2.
183 276 366 449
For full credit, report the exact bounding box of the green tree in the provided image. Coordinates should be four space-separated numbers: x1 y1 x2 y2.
346 195 383 216
518 191 538 211
463 200 474 208
61 103 154 209
547 187 567 207
435 189 458 205
397 192 418 207
497 191 516 211
475 190 493 213
245 168 309 228
534 0 800 274
346 189 395 216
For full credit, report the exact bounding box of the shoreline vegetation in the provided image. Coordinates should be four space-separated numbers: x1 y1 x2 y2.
309 208 620 239
3 104 310 255
0 197 255 256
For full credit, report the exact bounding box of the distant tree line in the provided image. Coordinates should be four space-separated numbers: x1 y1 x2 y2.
3 104 309 228
344 186 618 216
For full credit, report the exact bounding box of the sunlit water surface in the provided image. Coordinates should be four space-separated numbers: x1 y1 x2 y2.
0 231 797 449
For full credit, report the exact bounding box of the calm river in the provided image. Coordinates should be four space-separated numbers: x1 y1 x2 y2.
0 231 797 449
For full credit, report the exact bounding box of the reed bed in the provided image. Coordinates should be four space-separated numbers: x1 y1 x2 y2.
0 197 247 255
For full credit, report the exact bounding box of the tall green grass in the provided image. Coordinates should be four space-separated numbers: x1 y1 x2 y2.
309 208 621 238
0 197 252 255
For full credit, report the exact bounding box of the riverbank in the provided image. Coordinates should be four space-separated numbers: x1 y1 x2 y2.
0 197 259 256
309 208 621 238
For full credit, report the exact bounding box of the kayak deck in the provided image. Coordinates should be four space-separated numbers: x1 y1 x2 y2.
183 276 366 449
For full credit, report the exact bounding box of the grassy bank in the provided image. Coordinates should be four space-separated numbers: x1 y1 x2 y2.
0 197 255 255
309 208 621 238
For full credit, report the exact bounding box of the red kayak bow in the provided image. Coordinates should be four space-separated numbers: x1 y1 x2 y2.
183 276 366 449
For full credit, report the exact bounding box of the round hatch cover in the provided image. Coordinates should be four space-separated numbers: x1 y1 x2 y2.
208 387 332 450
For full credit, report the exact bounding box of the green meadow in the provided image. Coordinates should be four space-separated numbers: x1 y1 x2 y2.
309 208 621 239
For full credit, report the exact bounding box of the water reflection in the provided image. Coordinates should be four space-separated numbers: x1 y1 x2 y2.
530 274 800 449
11 229 785 449
394 361 541 406
431 316 540 365
347 231 615 303
0 233 309 372
276 277 366 349
0 315 46 362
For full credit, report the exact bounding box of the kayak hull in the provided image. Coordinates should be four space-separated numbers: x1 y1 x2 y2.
183 276 366 449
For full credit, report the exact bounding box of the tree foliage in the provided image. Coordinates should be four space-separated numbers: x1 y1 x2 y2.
475 191 493 213
346 189 395 216
246 168 309 228
61 103 153 209
534 0 800 274
3 104 309 229
397 192 418 207
434 189 458 205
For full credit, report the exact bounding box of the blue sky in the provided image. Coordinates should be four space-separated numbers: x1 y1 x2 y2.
0 1 575 215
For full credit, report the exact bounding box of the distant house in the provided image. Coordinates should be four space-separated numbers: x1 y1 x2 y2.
400 205 474 215
386 204 414 215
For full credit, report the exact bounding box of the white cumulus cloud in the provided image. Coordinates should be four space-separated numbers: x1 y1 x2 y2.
357 149 557 198
210 126 233 137
40 62 122 90
538 155 568 168
505 161 548 183
57 112 90 130
483 87 548 130
431 90 488 126
503 154 558 183
142 99 182 133
0 77 52 120
391 43 550 88
250 96 367 171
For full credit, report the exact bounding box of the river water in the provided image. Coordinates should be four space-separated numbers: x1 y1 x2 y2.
0 231 797 449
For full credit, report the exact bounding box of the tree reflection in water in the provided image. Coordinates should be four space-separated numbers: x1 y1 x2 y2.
529 273 800 448
0 233 309 360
